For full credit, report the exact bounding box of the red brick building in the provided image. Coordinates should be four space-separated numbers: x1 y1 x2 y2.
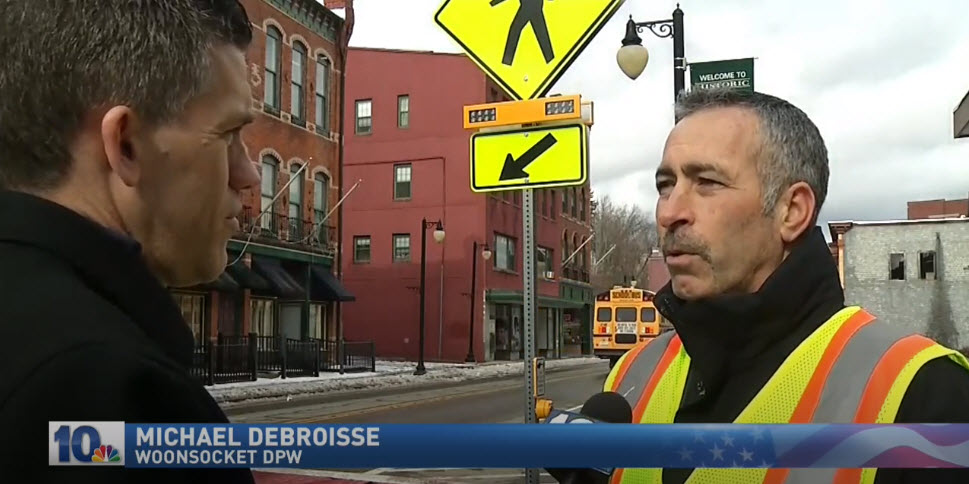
340 47 594 362
170 0 356 350
907 197 969 220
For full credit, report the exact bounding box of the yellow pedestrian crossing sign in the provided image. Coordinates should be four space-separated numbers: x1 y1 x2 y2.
435 0 625 100
470 123 588 192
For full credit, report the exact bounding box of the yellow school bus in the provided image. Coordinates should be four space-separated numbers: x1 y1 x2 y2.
592 285 669 367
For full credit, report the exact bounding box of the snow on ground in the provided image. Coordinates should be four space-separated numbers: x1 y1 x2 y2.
209 356 606 405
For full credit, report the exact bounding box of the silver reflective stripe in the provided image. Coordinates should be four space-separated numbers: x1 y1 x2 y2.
613 331 676 412
812 321 910 422
784 318 912 484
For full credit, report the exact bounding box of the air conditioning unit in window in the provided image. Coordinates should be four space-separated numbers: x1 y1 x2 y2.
544 270 555 280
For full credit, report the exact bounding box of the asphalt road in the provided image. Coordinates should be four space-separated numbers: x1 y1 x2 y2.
228 361 611 483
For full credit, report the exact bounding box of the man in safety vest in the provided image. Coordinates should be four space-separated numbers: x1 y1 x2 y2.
602 88 969 484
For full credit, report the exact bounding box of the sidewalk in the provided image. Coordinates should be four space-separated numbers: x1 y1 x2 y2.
210 356 606 406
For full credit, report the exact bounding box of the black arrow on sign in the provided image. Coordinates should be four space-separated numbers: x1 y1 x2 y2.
499 132 558 181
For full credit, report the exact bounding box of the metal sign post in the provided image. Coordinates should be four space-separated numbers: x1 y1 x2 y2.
521 187 539 484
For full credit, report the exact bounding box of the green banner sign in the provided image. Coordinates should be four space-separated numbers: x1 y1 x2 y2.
689 58 754 94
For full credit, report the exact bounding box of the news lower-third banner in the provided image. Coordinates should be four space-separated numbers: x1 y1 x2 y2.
49 422 969 469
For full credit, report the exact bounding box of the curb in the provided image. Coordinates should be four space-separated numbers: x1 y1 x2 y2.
219 358 608 412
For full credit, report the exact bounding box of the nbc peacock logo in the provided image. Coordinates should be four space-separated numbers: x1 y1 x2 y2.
50 422 125 465
92 445 121 463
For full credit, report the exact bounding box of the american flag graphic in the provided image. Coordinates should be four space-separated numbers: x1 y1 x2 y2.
658 424 969 468
659 425 777 468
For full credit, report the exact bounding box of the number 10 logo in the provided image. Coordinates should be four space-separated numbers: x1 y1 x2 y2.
49 421 125 466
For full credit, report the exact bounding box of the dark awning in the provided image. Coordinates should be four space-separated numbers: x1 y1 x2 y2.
251 256 305 299
194 271 239 292
225 259 272 292
308 266 356 302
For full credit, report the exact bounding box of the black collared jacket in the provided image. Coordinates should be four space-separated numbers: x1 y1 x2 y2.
0 190 254 483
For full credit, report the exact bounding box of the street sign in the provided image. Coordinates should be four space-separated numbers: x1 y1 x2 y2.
434 0 625 100
470 123 588 192
689 57 755 94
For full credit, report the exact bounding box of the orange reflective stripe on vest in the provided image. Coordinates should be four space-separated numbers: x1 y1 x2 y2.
602 306 969 484
762 309 876 484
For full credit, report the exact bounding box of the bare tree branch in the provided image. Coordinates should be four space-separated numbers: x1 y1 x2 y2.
590 194 656 293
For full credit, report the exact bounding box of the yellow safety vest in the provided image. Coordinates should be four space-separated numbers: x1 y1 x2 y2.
603 306 969 484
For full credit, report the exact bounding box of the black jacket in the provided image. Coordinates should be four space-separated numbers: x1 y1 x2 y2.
0 191 254 483
654 227 969 484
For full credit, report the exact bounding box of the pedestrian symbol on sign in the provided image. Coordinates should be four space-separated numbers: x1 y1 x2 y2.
491 0 554 66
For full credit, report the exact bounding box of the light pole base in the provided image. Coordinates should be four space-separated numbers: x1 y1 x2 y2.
464 354 476 363
414 365 427 376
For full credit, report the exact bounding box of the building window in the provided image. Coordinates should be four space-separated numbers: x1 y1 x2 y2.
537 246 552 278
353 236 371 263
315 55 331 133
398 95 410 128
579 188 587 221
308 303 326 340
173 292 205 344
290 42 306 123
561 189 568 215
570 187 578 217
264 27 282 111
889 253 905 280
919 251 936 280
549 191 556 219
251 298 276 336
314 173 329 241
261 156 279 230
355 99 372 134
495 234 516 271
561 231 568 264
393 234 411 262
289 164 304 239
394 163 412 200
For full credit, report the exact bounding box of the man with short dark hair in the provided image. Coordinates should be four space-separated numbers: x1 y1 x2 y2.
0 1 260 481
602 89 969 484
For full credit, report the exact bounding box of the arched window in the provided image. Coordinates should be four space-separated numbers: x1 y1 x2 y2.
260 155 279 230
315 55 331 133
289 164 304 239
314 172 329 240
561 231 569 264
264 27 282 110
290 42 306 123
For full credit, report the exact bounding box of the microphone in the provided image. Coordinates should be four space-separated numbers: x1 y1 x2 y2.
545 392 632 484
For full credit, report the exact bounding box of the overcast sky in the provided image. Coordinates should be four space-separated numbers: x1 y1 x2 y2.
327 0 969 238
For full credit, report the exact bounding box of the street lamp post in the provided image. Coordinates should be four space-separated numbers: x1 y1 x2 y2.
617 4 686 104
416 218 446 376
466 241 493 363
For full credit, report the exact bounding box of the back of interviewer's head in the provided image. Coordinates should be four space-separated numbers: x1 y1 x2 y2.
0 0 262 289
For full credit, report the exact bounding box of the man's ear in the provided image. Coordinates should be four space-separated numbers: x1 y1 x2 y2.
776 181 816 243
101 106 142 187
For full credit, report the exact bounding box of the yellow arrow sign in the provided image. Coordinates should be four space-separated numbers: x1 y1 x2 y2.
435 0 625 100
470 123 588 192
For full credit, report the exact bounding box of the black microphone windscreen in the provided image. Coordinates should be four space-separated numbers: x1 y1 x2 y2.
580 391 633 424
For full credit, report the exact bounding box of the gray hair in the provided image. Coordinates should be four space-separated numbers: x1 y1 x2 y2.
0 0 253 191
674 88 829 222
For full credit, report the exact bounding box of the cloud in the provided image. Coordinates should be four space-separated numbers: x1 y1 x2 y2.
329 0 969 234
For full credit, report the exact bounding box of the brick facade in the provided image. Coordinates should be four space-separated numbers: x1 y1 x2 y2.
841 219 969 351
907 198 969 220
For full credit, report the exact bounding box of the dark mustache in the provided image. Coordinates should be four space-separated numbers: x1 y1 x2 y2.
661 232 712 263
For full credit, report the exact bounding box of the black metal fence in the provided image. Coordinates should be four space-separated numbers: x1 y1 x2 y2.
191 333 376 386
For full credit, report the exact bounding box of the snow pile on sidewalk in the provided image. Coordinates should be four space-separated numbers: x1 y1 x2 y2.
209 356 606 405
